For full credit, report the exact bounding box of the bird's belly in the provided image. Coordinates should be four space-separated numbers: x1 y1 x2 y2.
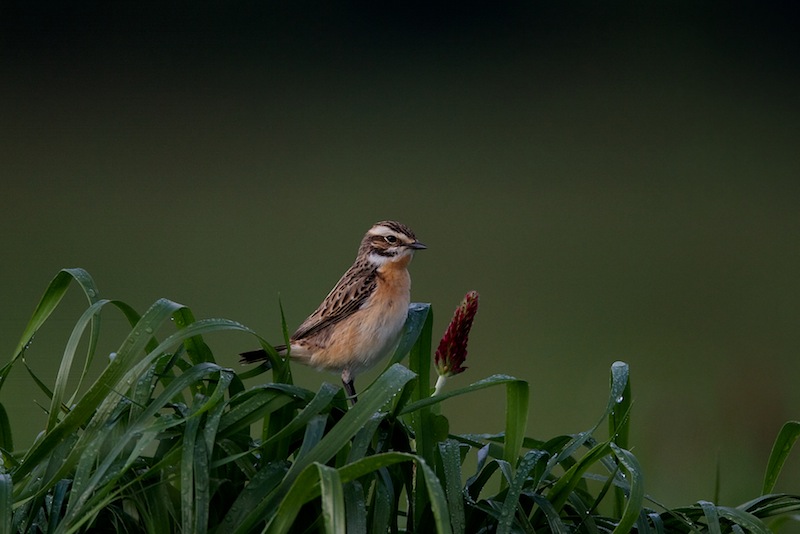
307 278 410 374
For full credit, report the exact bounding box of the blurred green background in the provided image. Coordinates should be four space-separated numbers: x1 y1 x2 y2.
2 2 799 507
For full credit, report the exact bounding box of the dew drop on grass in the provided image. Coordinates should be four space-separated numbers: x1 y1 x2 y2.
144 326 153 334
615 395 624 403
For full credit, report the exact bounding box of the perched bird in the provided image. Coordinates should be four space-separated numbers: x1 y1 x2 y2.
240 220 426 403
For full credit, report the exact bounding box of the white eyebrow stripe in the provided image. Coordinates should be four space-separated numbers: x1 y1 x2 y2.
368 225 395 237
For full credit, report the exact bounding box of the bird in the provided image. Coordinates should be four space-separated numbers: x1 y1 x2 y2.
240 220 426 404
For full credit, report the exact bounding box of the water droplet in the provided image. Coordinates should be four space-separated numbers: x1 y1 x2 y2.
616 395 624 403
86 289 96 298
144 326 153 334
109 352 117 361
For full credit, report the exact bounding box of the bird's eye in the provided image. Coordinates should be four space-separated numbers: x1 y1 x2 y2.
384 235 398 245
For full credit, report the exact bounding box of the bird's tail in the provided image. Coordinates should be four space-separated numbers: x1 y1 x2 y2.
239 345 287 365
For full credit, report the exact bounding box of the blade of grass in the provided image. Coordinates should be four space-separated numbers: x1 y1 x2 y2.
400 374 526 415
503 379 529 470
608 361 632 517
698 500 723 534
232 365 417 534
0 403 13 453
383 302 430 370
610 444 645 534
18 311 257 483
406 304 435 528
497 449 549 534
343 480 367 534
3 268 100 394
715 505 770 533
762 421 800 495
544 439 612 515
269 452 452 534
46 299 108 432
0 473 11 534
14 298 183 480
319 464 346 534
438 439 466 534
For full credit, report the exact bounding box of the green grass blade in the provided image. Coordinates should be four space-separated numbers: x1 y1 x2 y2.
14 298 183 480
545 440 611 514
19 315 251 493
497 449 548 534
438 439 466 534
610 444 645 534
0 473 11 534
260 382 340 449
400 374 525 415
716 505 770 533
284 364 416 481
338 452 452 534
220 461 290 530
503 379 529 469
384 302 430 369
762 420 800 495
370 468 394 533
318 464 346 534
0 404 12 453
46 298 108 432
698 500 722 534
173 307 215 365
406 304 435 528
234 365 416 534
531 494 569 534
181 413 199 534
608 361 632 517
3 268 99 394
343 480 367 534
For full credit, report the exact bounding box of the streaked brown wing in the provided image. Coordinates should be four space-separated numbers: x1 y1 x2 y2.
291 261 377 341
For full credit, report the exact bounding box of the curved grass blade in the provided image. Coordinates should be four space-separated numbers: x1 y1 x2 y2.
497 449 548 534
610 444 645 534
14 298 183 480
698 500 722 534
318 464 346 534
219 460 290 529
62 363 234 526
3 268 100 394
545 440 611 515
0 473 11 534
231 365 417 534
285 364 416 480
46 299 108 432
405 304 435 527
762 421 800 495
269 452 452 534
343 480 367 534
438 439 466 534
503 379 529 469
400 374 525 415
173 307 215 365
715 505 770 533
17 312 254 488
0 404 12 452
740 493 800 519
382 302 430 371
531 494 569 534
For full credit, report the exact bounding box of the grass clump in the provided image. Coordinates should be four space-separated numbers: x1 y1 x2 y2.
0 268 798 533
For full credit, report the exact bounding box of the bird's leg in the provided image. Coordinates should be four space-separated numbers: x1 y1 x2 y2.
341 369 358 405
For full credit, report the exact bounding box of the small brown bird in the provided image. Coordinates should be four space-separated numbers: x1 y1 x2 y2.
240 220 426 403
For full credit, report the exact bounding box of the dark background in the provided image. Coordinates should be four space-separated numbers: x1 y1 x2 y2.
2 2 799 507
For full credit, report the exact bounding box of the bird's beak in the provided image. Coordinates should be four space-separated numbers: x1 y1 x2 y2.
410 240 427 250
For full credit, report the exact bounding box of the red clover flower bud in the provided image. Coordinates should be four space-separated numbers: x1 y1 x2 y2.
433 290 479 395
